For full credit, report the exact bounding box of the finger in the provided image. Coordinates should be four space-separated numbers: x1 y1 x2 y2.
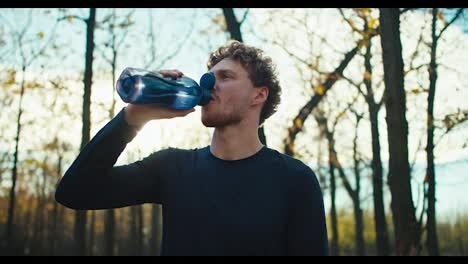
159 69 183 78
175 70 184 77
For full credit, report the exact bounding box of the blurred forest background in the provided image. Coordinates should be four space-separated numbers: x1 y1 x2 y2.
0 8 467 256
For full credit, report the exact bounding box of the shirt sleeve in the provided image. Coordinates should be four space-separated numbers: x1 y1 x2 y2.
287 164 329 256
55 107 174 210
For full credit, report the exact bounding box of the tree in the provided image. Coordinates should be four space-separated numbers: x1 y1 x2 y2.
58 8 97 256
97 8 135 256
379 8 420 255
0 9 59 251
425 8 464 256
283 46 359 156
313 106 343 256
313 97 366 256
339 8 390 255
78 8 96 256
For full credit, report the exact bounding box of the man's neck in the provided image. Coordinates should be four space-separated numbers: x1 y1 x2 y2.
210 120 264 161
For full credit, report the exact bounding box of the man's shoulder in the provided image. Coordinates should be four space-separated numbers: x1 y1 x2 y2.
265 148 322 194
265 147 314 174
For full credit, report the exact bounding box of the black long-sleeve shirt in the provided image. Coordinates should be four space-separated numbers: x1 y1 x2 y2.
55 108 329 256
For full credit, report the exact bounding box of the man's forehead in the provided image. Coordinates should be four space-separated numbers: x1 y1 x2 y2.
212 68 236 75
210 59 243 74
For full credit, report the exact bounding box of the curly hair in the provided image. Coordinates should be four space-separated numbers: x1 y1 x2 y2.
207 41 282 126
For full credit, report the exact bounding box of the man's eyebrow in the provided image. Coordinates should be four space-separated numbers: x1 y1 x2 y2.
214 69 236 76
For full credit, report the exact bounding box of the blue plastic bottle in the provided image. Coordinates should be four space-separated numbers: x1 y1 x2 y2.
116 67 215 110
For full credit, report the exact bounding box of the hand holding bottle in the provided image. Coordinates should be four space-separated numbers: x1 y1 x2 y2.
123 69 196 127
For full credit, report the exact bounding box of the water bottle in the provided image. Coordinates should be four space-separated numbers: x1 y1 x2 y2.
116 67 215 110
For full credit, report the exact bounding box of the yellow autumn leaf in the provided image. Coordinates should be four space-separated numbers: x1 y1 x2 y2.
294 118 303 129
212 14 227 31
37 32 44 39
443 116 454 130
316 85 325 95
25 81 40 89
437 11 444 21
361 8 370 17
3 69 16 86
4 79 15 86
363 71 372 80
67 15 73 22
368 18 378 29
411 88 422 94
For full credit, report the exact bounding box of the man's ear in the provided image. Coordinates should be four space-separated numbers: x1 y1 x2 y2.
252 86 269 106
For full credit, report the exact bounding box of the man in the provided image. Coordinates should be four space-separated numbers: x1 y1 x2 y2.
55 41 329 256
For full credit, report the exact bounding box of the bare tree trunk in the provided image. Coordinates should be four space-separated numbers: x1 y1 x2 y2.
130 206 142 255
50 155 62 255
6 64 26 250
32 159 48 255
74 8 96 256
379 8 420 255
22 195 34 255
363 38 390 256
137 205 144 255
426 8 440 256
88 211 96 256
104 23 118 256
352 115 365 256
315 114 340 256
104 209 115 256
222 8 243 42
149 204 161 256
329 152 339 256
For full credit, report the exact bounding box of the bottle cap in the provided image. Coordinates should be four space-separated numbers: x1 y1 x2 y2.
199 72 215 106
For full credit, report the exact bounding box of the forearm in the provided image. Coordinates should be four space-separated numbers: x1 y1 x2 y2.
55 108 140 208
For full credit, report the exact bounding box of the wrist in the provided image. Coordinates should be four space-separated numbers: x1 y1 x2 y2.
124 106 147 129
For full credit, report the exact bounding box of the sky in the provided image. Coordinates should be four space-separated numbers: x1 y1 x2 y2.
1 8 467 217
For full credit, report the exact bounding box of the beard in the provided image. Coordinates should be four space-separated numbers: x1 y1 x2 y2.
201 104 244 128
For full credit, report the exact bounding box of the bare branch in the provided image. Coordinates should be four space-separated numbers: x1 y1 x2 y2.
437 8 464 40
0 47 14 61
400 8 415 15
409 133 424 173
96 44 112 65
239 8 250 25
57 15 85 23
154 16 195 70
408 19 428 71
26 18 60 67
145 9 157 69
376 79 386 108
434 111 468 148
0 12 16 34
274 11 345 55
338 8 358 33
332 95 359 129
341 74 367 97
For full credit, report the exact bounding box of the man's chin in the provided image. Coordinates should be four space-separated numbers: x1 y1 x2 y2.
201 117 217 127
201 114 228 128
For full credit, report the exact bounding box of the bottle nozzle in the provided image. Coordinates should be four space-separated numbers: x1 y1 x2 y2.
199 72 215 106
